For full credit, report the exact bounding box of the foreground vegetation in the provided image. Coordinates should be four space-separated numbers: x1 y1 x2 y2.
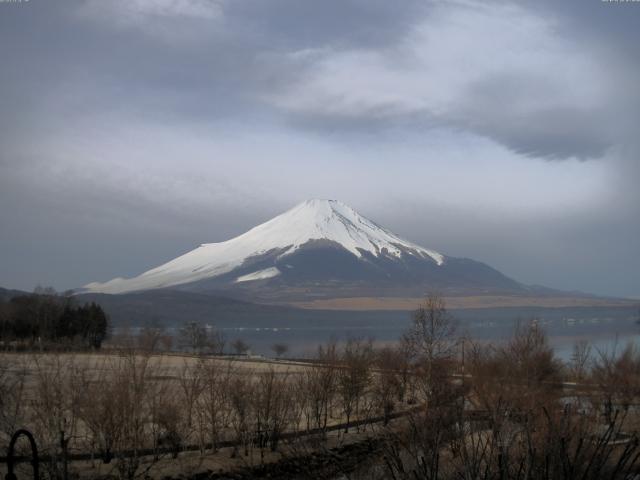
1 295 640 479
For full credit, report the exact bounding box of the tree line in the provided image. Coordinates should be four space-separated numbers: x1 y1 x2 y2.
0 287 109 349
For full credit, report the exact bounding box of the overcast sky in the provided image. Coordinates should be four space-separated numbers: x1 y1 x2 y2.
1 0 639 298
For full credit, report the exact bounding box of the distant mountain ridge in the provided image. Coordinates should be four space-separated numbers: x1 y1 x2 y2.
0 287 27 301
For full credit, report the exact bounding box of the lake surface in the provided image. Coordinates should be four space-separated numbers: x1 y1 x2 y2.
217 319 640 361
140 304 640 361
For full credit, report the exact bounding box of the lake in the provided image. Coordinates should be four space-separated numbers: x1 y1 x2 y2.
156 304 640 361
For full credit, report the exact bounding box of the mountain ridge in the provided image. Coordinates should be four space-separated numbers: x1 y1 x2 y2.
83 199 448 295
82 199 531 300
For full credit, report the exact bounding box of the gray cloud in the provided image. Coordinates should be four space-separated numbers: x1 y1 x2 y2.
0 0 639 297
264 1 623 161
454 74 612 160
461 106 612 161
223 0 427 50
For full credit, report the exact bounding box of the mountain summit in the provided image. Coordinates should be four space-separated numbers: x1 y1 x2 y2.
83 199 524 299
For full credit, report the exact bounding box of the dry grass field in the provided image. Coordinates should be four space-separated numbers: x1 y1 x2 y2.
0 345 398 479
290 295 636 310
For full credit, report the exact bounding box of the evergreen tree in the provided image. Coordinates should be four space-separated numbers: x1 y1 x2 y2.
0 290 109 349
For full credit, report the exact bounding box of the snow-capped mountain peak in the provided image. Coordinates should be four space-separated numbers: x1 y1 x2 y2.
231 199 443 262
83 199 444 294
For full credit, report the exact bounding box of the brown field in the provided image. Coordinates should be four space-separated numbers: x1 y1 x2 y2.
289 294 637 310
0 349 395 479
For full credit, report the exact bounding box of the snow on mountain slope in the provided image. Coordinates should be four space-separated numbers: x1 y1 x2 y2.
83 199 445 294
235 267 281 283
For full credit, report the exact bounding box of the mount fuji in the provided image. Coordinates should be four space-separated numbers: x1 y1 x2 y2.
83 199 527 300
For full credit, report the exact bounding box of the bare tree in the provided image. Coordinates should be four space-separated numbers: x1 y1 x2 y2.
569 339 592 382
298 340 338 437
232 338 250 356
114 352 153 480
381 349 463 480
251 367 293 461
177 360 204 445
138 319 167 352
146 366 181 459
229 372 253 458
178 321 208 353
197 358 234 452
77 351 162 479
78 356 124 465
29 354 85 479
372 346 406 424
0 353 27 447
402 293 457 365
466 322 561 428
337 337 372 432
592 342 640 425
206 326 226 355
399 294 459 412
271 343 289 358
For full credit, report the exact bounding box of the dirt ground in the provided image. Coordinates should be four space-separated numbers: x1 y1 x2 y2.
289 294 636 310
1 428 376 480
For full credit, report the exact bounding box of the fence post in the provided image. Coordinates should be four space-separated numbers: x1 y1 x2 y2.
5 429 39 480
